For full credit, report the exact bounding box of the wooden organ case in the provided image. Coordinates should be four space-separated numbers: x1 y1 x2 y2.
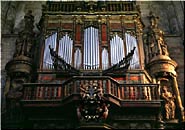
3 1 184 129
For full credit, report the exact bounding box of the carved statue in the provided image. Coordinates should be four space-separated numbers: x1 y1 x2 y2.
157 36 169 56
25 36 33 57
161 86 176 120
14 39 23 57
24 10 34 32
149 11 159 29
147 12 170 58
13 10 34 58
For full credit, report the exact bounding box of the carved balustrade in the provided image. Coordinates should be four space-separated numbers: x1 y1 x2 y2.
46 1 136 12
22 76 160 102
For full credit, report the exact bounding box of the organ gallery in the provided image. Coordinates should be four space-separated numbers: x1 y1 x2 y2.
2 1 184 129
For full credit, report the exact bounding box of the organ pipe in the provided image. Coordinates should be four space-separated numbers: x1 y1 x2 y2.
110 34 125 66
58 34 73 65
83 27 100 70
74 48 82 69
43 32 57 69
102 48 109 70
125 33 140 69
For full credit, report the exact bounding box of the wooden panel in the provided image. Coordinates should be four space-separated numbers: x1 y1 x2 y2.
62 23 73 29
114 77 126 81
130 76 140 81
75 24 81 41
124 23 135 29
38 74 56 81
101 24 107 42
110 23 121 30
47 23 60 28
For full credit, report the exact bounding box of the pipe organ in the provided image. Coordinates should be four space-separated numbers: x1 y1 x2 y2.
4 1 183 129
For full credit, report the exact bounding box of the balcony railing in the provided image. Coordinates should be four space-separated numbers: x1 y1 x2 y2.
45 1 136 12
22 76 160 103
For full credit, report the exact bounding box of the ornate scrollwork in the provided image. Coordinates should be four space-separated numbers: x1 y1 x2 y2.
102 47 135 75
49 45 80 74
77 81 109 122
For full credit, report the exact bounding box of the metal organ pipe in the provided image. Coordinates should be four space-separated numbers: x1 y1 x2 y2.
74 48 81 69
111 36 114 65
115 35 118 63
93 27 95 69
125 33 140 69
43 32 57 69
64 35 67 63
87 28 89 69
112 36 115 65
94 28 96 69
69 40 72 64
84 30 88 69
110 39 113 66
90 27 92 69
102 48 109 70
58 34 73 65
65 36 68 63
84 29 87 69
65 35 68 63
96 28 99 70
83 27 99 70
110 34 125 66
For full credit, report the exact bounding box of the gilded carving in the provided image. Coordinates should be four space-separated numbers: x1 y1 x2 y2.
77 81 109 122
147 12 170 61
161 86 176 120
157 32 169 56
